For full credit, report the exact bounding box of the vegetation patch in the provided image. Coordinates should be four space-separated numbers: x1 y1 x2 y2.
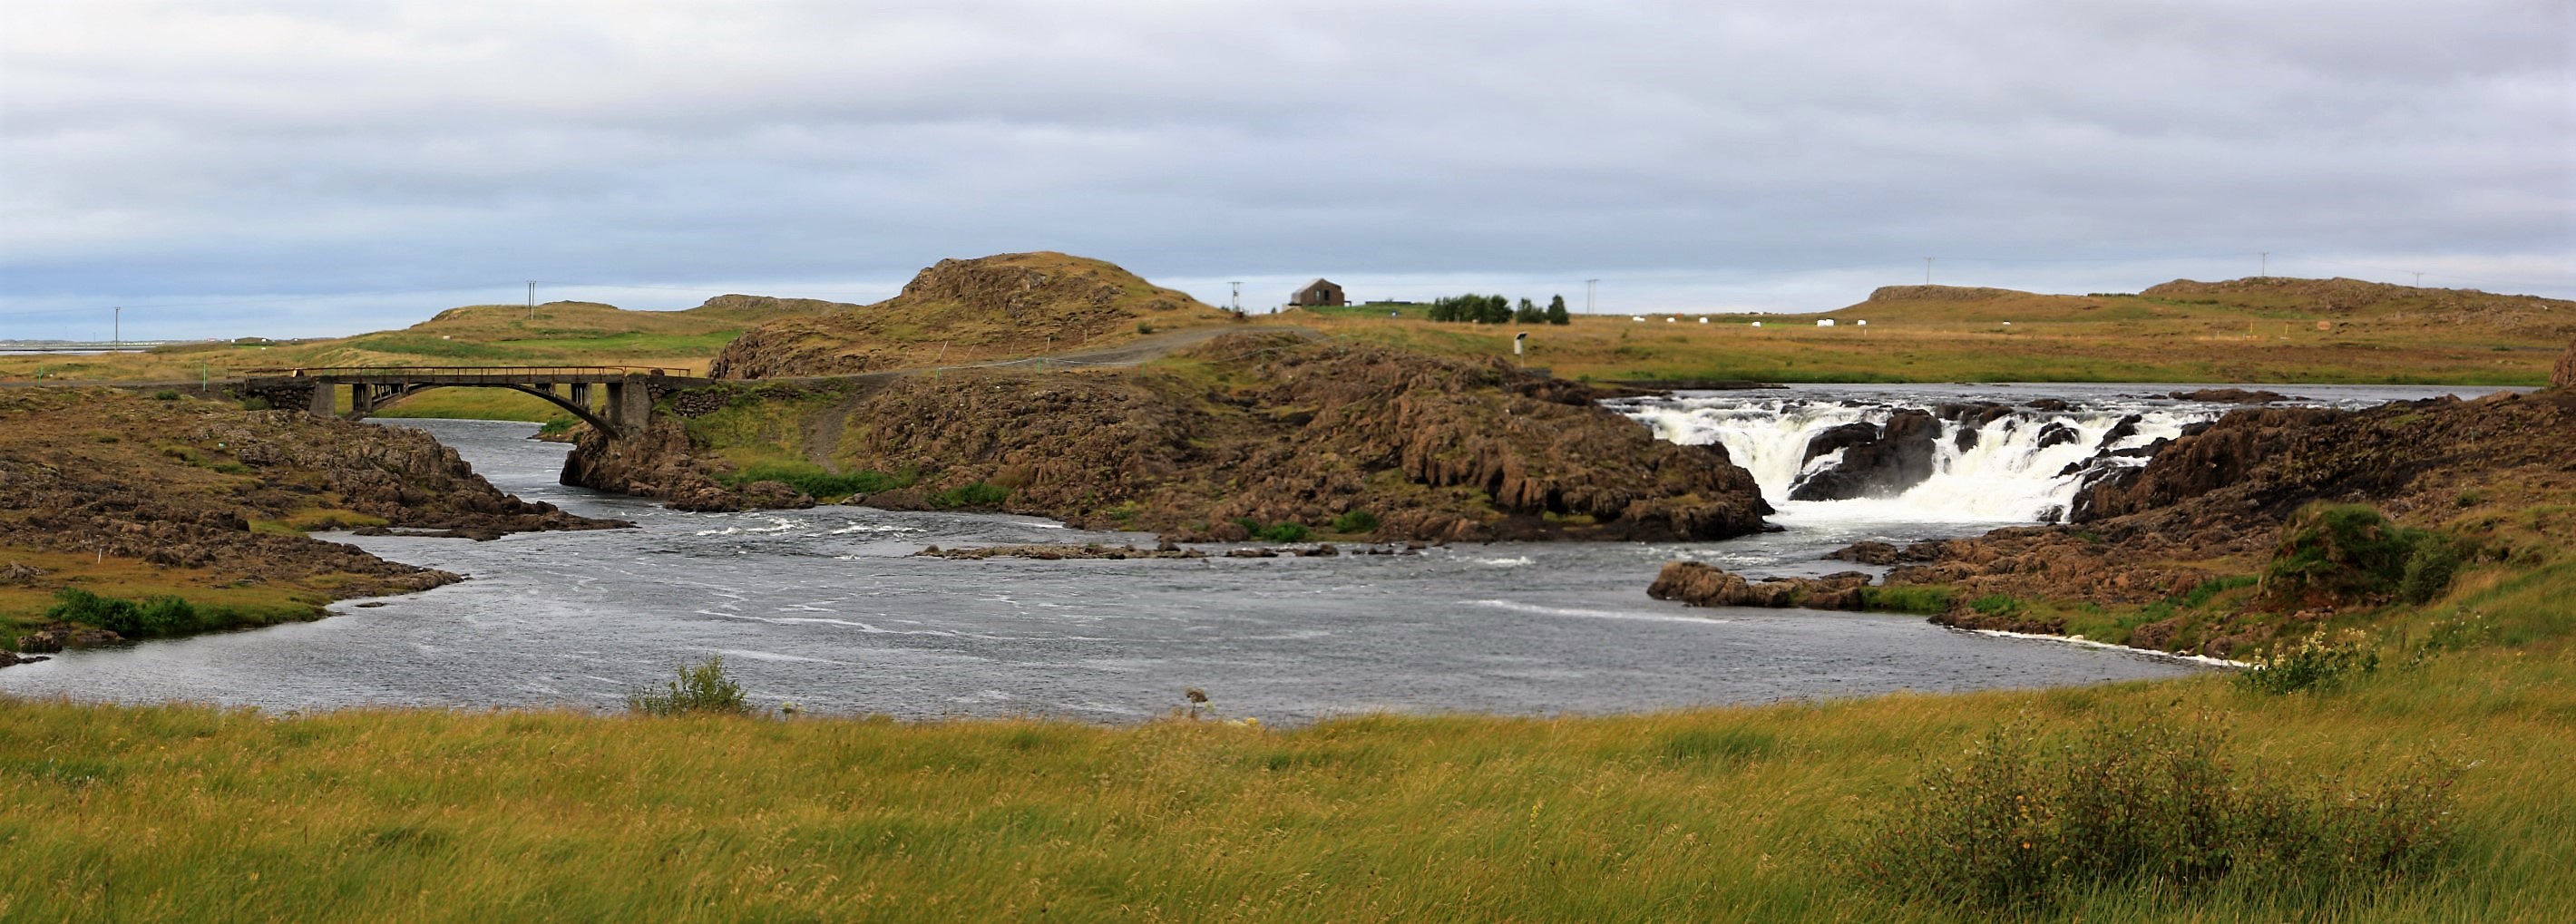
1858 585 1955 615
716 460 913 501
628 656 748 716
1849 715 2460 910
929 481 1010 510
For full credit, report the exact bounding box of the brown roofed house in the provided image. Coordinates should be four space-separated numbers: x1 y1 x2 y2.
1291 278 1345 307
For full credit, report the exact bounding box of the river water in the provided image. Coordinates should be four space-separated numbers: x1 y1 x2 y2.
2 384 2503 722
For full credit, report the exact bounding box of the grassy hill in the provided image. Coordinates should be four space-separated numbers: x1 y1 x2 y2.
1287 277 2573 385
0 297 831 420
705 251 1241 379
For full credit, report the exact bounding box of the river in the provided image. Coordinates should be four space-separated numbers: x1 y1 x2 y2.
0 383 2503 722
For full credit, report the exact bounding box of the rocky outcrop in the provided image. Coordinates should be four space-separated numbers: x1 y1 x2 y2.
1787 410 1941 501
1647 561 1874 609
707 252 1233 380
1864 285 2031 303
1792 389 2576 658
573 334 1776 543
0 388 629 644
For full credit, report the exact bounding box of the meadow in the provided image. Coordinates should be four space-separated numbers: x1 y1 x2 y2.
1 636 2568 922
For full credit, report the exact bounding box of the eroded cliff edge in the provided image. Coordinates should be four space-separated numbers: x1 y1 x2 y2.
569 332 1773 542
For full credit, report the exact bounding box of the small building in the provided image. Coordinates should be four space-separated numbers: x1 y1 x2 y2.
1290 278 1346 307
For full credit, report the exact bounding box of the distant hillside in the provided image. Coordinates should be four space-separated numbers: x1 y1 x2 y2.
708 252 1235 379
1827 277 2576 340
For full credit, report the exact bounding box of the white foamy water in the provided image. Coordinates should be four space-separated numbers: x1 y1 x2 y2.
1609 384 2466 525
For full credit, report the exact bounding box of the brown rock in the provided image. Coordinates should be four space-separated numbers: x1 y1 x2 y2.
1647 561 1874 610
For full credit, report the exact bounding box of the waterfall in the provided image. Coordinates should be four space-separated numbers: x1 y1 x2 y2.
1613 393 2224 525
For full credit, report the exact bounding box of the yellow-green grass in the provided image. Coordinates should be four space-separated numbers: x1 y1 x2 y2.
0 300 787 385
1286 310 2560 386
0 640 2569 922
0 546 336 640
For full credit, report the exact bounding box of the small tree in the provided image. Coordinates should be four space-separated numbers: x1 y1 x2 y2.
1514 297 1544 324
629 656 749 715
1478 294 1514 324
1546 295 1571 326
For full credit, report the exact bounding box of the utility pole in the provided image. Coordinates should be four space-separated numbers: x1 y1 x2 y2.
2413 271 2424 287
1585 278 1599 315
1923 258 1934 285
1228 281 1242 315
527 281 536 319
2259 252 2268 278
112 306 121 345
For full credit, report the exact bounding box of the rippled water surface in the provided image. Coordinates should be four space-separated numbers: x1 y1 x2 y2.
16 383 2485 721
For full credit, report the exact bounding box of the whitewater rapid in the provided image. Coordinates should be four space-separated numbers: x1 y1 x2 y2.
1606 384 2400 526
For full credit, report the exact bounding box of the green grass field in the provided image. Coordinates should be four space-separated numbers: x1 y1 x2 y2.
2 639 2569 922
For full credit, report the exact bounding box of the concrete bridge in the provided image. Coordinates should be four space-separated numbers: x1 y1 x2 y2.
239 366 708 437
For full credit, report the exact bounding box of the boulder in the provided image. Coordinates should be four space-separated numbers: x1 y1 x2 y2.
1647 561 1875 610
1788 410 1942 501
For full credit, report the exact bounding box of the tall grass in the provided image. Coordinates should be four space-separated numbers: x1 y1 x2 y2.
2 644 2570 921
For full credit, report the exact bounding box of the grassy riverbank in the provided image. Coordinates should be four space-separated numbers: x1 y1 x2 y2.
2 637 2570 921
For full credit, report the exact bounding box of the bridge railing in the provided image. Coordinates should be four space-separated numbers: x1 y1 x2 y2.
239 365 674 379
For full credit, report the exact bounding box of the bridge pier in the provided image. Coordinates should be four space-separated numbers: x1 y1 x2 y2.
350 383 376 416
307 382 337 416
569 382 592 412
605 379 653 433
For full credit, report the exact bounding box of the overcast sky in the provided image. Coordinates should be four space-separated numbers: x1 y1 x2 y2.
3 0 2569 339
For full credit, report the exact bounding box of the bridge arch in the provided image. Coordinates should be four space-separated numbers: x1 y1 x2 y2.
361 382 618 434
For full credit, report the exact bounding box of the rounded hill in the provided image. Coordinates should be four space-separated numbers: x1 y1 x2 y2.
707 252 1234 379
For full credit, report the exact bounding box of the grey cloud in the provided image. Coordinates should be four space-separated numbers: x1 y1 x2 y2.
2 0 2567 339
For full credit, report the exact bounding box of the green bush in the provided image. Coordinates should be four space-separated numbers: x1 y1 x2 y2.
239 396 271 411
2239 628 2380 695
1849 716 2459 909
2399 535 2470 604
717 461 913 501
1330 510 1381 534
151 390 181 401
1256 521 1311 543
628 657 748 716
2262 504 2456 606
1858 586 1954 615
929 481 1010 509
2178 574 2259 608
45 588 205 638
536 415 581 437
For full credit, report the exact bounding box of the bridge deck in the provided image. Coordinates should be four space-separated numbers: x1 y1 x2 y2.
240 366 707 386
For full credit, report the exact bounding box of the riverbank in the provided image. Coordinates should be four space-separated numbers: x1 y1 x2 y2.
0 389 625 652
2 638 2567 921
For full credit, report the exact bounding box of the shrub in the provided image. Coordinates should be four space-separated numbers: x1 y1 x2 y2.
1256 521 1311 542
2239 628 2379 695
44 590 208 637
151 390 181 401
536 415 581 437
929 481 1010 509
717 461 913 501
47 588 143 636
2399 535 2470 604
1858 586 1954 615
239 397 271 411
2261 503 2456 607
1330 510 1381 534
628 656 748 715
1848 715 2459 910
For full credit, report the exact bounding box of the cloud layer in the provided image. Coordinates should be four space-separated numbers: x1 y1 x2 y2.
4 0 2568 337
